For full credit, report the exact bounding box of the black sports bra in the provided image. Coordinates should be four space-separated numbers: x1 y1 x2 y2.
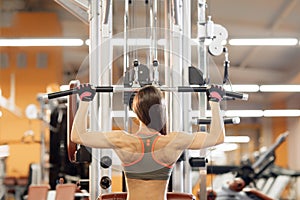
123 133 173 180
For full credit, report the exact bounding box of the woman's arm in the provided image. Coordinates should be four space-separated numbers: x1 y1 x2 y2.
187 101 225 149
71 101 113 148
167 86 225 150
71 100 135 149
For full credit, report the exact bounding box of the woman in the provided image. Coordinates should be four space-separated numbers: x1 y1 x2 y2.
71 84 225 200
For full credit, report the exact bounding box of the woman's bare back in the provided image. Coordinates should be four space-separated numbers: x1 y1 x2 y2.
126 178 169 200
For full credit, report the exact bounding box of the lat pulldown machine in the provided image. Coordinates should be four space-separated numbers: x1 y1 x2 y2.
49 0 248 199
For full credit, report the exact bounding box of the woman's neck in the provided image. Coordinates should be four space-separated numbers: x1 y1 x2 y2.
137 123 157 134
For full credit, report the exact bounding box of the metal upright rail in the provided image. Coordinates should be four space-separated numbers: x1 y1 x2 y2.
99 0 113 196
182 0 193 194
149 0 158 66
198 0 208 199
89 0 102 198
170 0 184 192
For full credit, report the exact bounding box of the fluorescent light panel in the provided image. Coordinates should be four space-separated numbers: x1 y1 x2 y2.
223 84 259 92
223 84 300 92
225 136 250 143
264 110 300 117
225 110 300 117
0 38 84 46
229 38 298 46
260 85 300 92
214 143 239 152
225 110 264 117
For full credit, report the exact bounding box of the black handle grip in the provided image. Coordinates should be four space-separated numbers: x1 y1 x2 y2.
177 86 207 92
225 90 248 100
177 86 248 100
47 86 114 99
95 86 113 93
47 88 77 99
197 117 240 125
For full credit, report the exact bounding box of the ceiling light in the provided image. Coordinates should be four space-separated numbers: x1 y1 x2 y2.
263 110 300 117
224 109 300 117
214 143 239 152
224 136 250 143
0 38 84 47
229 38 298 46
225 110 264 117
260 85 300 92
223 84 259 92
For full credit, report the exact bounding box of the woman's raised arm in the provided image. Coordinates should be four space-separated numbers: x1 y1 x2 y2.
70 84 133 149
167 85 225 150
188 100 225 149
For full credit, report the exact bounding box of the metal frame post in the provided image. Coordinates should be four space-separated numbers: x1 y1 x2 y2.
89 0 113 198
99 0 113 195
198 0 208 199
182 0 193 193
54 0 89 24
170 0 184 192
149 0 158 65
89 0 101 199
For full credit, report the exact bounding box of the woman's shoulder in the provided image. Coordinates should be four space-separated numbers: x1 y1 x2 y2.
108 130 139 140
158 132 194 149
108 130 140 148
163 131 192 139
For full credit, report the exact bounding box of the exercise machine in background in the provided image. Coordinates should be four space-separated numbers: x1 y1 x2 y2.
204 131 300 200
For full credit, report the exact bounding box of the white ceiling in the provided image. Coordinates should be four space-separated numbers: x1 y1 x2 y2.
1 0 300 110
